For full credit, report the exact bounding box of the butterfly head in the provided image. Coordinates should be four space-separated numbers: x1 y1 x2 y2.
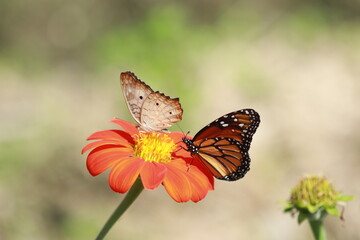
182 137 198 154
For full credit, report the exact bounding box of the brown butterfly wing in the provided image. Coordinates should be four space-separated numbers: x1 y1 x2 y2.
194 138 250 180
193 109 260 150
185 109 260 181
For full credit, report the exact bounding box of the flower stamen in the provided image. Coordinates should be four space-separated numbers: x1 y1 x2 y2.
133 132 176 163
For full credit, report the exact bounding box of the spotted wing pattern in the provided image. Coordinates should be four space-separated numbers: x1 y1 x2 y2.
120 72 152 126
183 109 260 181
141 91 183 131
120 71 183 132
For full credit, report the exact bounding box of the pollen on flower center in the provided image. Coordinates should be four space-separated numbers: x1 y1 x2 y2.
133 132 176 163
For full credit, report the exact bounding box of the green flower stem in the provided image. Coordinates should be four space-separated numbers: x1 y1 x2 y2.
308 219 327 240
96 178 144 240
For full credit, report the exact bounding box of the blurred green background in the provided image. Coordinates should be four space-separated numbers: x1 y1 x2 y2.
1 0 359 239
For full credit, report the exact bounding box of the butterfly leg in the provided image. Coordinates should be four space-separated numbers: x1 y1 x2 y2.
186 157 195 172
173 146 185 154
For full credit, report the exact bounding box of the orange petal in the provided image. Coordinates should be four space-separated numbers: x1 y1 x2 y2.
86 145 133 176
109 119 139 136
189 154 215 187
162 160 192 202
108 156 145 193
186 165 214 202
172 148 192 159
166 158 214 202
82 140 130 154
168 131 190 143
140 162 167 190
87 129 134 144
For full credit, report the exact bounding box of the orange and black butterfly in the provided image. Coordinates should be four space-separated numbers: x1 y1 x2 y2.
183 109 260 181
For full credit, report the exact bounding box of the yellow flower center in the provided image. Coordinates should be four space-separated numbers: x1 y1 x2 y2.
133 132 176 163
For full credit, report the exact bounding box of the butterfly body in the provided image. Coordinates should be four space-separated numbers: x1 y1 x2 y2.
183 109 260 181
120 71 183 132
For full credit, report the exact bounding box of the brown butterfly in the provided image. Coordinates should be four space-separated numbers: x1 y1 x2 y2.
120 71 183 132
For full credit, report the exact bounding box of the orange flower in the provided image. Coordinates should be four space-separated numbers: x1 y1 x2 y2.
82 119 214 203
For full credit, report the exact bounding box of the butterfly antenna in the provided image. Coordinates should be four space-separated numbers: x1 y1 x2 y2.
172 125 186 153
175 123 191 138
175 122 185 135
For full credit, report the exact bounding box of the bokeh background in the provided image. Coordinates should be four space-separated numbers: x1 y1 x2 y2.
1 0 359 239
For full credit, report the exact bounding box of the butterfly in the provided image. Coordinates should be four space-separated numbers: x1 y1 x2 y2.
182 109 260 181
120 71 183 132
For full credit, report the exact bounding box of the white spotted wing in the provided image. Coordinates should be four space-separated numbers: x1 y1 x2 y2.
120 71 183 132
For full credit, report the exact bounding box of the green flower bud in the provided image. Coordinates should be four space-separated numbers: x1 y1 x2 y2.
284 175 353 223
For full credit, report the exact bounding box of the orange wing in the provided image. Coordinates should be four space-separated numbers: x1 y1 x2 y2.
183 109 260 181
194 137 250 180
193 109 260 150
